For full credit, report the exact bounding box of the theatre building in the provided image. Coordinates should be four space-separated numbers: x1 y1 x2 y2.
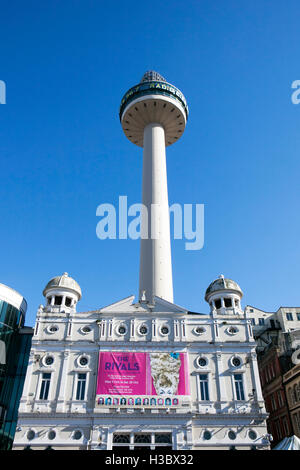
12 273 270 450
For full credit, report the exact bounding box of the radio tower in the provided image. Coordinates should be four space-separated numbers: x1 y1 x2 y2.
119 71 188 304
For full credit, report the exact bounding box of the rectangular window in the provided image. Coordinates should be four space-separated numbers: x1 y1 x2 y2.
286 312 293 321
271 394 277 410
282 417 289 435
199 374 209 401
181 321 186 337
277 390 284 408
275 420 282 439
250 318 256 326
76 373 87 400
174 320 179 337
39 373 51 400
270 363 275 378
234 374 245 401
101 320 105 337
297 313 300 321
258 318 265 326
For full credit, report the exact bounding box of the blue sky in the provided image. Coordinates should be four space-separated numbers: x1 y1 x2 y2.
0 0 299 326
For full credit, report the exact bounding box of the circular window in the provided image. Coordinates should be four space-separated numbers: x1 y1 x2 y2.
73 430 82 440
231 357 242 368
139 324 148 335
194 326 206 335
27 430 35 441
79 356 88 367
118 325 126 335
197 357 208 368
48 325 58 333
48 430 56 440
249 430 257 440
160 325 169 335
227 326 238 335
44 356 54 366
81 326 91 334
228 431 236 440
203 430 212 440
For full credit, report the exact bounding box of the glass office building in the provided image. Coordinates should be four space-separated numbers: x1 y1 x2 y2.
0 283 33 450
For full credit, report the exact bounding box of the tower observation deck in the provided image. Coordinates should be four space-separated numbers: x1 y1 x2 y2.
119 71 188 304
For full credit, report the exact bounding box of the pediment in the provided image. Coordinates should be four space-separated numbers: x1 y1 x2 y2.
99 294 187 315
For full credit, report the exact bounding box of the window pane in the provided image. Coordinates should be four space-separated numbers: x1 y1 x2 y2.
54 296 62 306
113 434 130 443
134 434 151 443
199 374 209 400
39 373 51 400
234 375 245 401
155 434 172 444
76 373 86 400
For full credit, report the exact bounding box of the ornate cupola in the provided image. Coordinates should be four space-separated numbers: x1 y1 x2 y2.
205 275 243 315
42 272 82 313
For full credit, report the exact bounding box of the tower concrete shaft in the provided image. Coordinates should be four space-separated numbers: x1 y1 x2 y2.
139 123 173 303
119 71 188 304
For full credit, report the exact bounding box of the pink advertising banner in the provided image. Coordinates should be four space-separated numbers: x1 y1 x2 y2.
96 351 190 397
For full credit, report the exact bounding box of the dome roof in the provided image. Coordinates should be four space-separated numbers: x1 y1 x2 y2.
43 272 82 299
205 275 243 301
140 70 167 83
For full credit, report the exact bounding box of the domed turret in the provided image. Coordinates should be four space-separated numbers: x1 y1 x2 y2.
43 272 81 312
205 275 243 315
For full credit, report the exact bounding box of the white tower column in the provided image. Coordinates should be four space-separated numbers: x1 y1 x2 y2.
139 123 173 303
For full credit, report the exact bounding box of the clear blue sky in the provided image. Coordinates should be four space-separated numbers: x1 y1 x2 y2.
0 0 299 326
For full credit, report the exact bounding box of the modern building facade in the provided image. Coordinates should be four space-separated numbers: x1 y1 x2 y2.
0 283 33 450
13 72 269 450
